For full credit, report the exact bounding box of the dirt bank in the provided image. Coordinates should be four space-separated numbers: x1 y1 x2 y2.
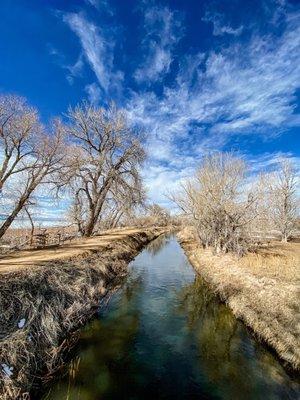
0 227 163 273
0 227 167 399
178 227 300 372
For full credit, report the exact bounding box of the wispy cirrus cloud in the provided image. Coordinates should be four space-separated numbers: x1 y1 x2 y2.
61 2 299 208
47 43 85 85
202 12 243 36
248 151 300 174
134 6 183 83
128 8 300 157
84 0 99 8
126 7 300 205
63 12 123 97
84 0 113 15
85 82 102 104
65 53 84 85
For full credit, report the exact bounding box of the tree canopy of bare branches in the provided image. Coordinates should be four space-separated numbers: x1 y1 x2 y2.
267 159 299 242
146 203 171 226
171 153 259 255
0 95 66 238
63 102 146 236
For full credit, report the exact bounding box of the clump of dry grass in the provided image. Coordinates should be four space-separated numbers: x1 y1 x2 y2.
239 241 300 282
0 228 164 399
178 227 300 372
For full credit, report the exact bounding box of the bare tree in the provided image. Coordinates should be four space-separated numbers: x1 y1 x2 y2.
0 95 39 192
268 159 299 242
171 153 259 255
146 203 171 226
0 95 66 238
63 102 145 237
100 179 146 229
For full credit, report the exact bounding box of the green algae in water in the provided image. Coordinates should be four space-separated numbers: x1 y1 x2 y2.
42 235 300 400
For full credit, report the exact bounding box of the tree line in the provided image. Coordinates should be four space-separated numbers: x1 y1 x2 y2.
1 94 298 250
171 153 299 255
0 94 153 239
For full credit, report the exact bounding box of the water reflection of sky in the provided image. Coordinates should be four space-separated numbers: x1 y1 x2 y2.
42 235 300 400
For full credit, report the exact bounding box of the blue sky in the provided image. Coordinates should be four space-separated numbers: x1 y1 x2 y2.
0 0 299 221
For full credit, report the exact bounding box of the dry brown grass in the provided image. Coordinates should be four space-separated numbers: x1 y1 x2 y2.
238 241 300 282
178 227 300 372
0 227 166 399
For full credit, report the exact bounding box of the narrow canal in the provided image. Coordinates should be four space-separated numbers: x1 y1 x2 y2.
42 235 300 400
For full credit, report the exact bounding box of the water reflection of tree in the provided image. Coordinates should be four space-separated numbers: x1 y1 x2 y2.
177 276 300 400
146 234 172 256
43 275 145 400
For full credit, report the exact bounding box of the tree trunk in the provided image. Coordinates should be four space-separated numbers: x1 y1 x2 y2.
112 211 123 228
0 175 42 238
24 207 35 246
84 221 95 237
82 185 111 237
0 197 27 238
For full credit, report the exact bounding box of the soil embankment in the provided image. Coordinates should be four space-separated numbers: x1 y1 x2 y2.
0 227 167 399
178 227 300 372
0 227 162 273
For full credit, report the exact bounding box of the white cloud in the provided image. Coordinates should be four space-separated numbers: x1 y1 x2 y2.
128 8 300 152
134 6 182 83
248 152 300 174
63 12 123 95
142 163 193 209
85 82 102 104
58 5 299 210
85 0 99 8
203 12 243 36
126 9 300 207
84 0 113 15
65 53 84 85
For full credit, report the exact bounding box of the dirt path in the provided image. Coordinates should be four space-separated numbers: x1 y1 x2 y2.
0 227 155 273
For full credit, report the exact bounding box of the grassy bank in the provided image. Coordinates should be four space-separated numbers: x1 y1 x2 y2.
178 227 300 372
0 227 166 399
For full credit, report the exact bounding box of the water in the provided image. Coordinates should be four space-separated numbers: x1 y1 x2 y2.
42 235 300 400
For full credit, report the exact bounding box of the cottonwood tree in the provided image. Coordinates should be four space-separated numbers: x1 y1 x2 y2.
268 159 299 242
63 102 145 237
101 180 145 229
147 203 171 226
78 179 146 231
171 153 259 255
0 95 66 238
123 203 171 228
0 95 38 192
